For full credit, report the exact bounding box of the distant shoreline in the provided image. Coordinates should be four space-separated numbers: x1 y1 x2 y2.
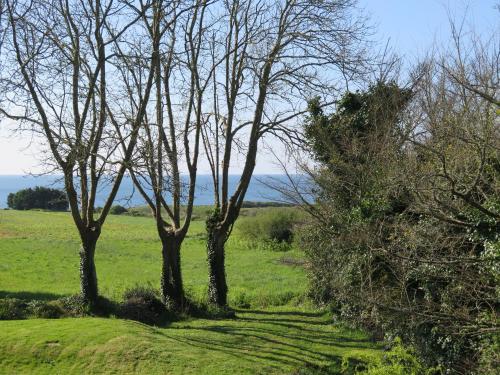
0 174 306 209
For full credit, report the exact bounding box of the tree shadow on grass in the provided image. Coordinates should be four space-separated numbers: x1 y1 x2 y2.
156 328 345 373
199 323 375 349
234 316 373 345
145 309 378 374
234 308 323 317
0 295 375 373
236 315 331 327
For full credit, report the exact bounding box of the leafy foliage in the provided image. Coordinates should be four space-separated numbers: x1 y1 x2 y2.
56 294 92 317
300 77 499 373
354 338 437 375
26 300 64 318
0 298 27 320
110 205 128 215
237 208 299 249
7 186 68 211
119 285 172 325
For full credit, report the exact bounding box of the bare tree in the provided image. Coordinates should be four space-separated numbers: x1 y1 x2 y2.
201 0 369 306
0 0 159 304
113 0 213 308
405 28 499 237
0 0 5 51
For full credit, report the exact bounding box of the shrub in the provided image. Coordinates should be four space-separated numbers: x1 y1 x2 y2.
56 294 90 317
27 300 64 319
0 295 114 320
238 208 298 249
261 239 293 252
351 338 437 375
110 205 128 215
126 208 147 217
183 290 236 319
301 78 499 372
7 186 68 211
122 285 160 302
187 301 236 319
291 363 342 375
252 290 298 308
119 286 170 325
241 201 293 208
0 298 28 320
478 337 500 374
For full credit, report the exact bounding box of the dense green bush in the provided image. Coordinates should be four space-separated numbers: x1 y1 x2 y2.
352 339 436 375
119 286 170 325
237 208 299 250
292 340 434 375
241 201 293 208
110 205 128 215
27 300 64 318
301 77 499 373
56 294 91 317
0 298 27 320
7 186 68 211
232 291 251 309
477 337 500 374
0 295 110 320
126 207 148 217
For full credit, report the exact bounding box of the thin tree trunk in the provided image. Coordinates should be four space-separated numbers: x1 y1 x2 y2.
79 228 100 304
160 232 185 308
207 226 228 307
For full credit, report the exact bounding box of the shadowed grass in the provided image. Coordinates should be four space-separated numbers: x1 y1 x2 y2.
0 308 382 374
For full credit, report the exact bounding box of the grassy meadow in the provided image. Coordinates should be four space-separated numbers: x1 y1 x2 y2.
0 209 384 374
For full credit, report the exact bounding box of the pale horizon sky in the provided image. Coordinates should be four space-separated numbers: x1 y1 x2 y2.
0 0 498 175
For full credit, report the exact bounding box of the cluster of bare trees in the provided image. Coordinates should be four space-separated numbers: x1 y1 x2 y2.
0 0 368 307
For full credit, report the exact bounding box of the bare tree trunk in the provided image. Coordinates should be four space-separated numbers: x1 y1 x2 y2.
79 225 100 304
160 231 184 308
207 226 228 307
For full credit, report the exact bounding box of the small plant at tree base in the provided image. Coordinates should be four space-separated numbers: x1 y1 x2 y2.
232 291 251 309
119 285 174 325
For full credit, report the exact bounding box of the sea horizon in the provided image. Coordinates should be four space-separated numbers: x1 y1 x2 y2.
0 174 302 208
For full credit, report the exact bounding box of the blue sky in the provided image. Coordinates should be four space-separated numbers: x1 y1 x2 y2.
0 0 498 175
360 0 498 59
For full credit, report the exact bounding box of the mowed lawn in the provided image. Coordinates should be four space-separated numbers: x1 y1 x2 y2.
0 210 383 374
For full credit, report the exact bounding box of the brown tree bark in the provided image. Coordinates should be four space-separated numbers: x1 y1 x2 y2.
159 231 185 308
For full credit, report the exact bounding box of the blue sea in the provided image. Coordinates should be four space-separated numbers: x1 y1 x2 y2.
0 174 300 208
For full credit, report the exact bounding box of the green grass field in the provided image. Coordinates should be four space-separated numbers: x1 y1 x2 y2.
0 210 383 374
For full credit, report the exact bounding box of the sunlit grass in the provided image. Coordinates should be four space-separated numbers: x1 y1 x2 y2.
0 209 383 374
